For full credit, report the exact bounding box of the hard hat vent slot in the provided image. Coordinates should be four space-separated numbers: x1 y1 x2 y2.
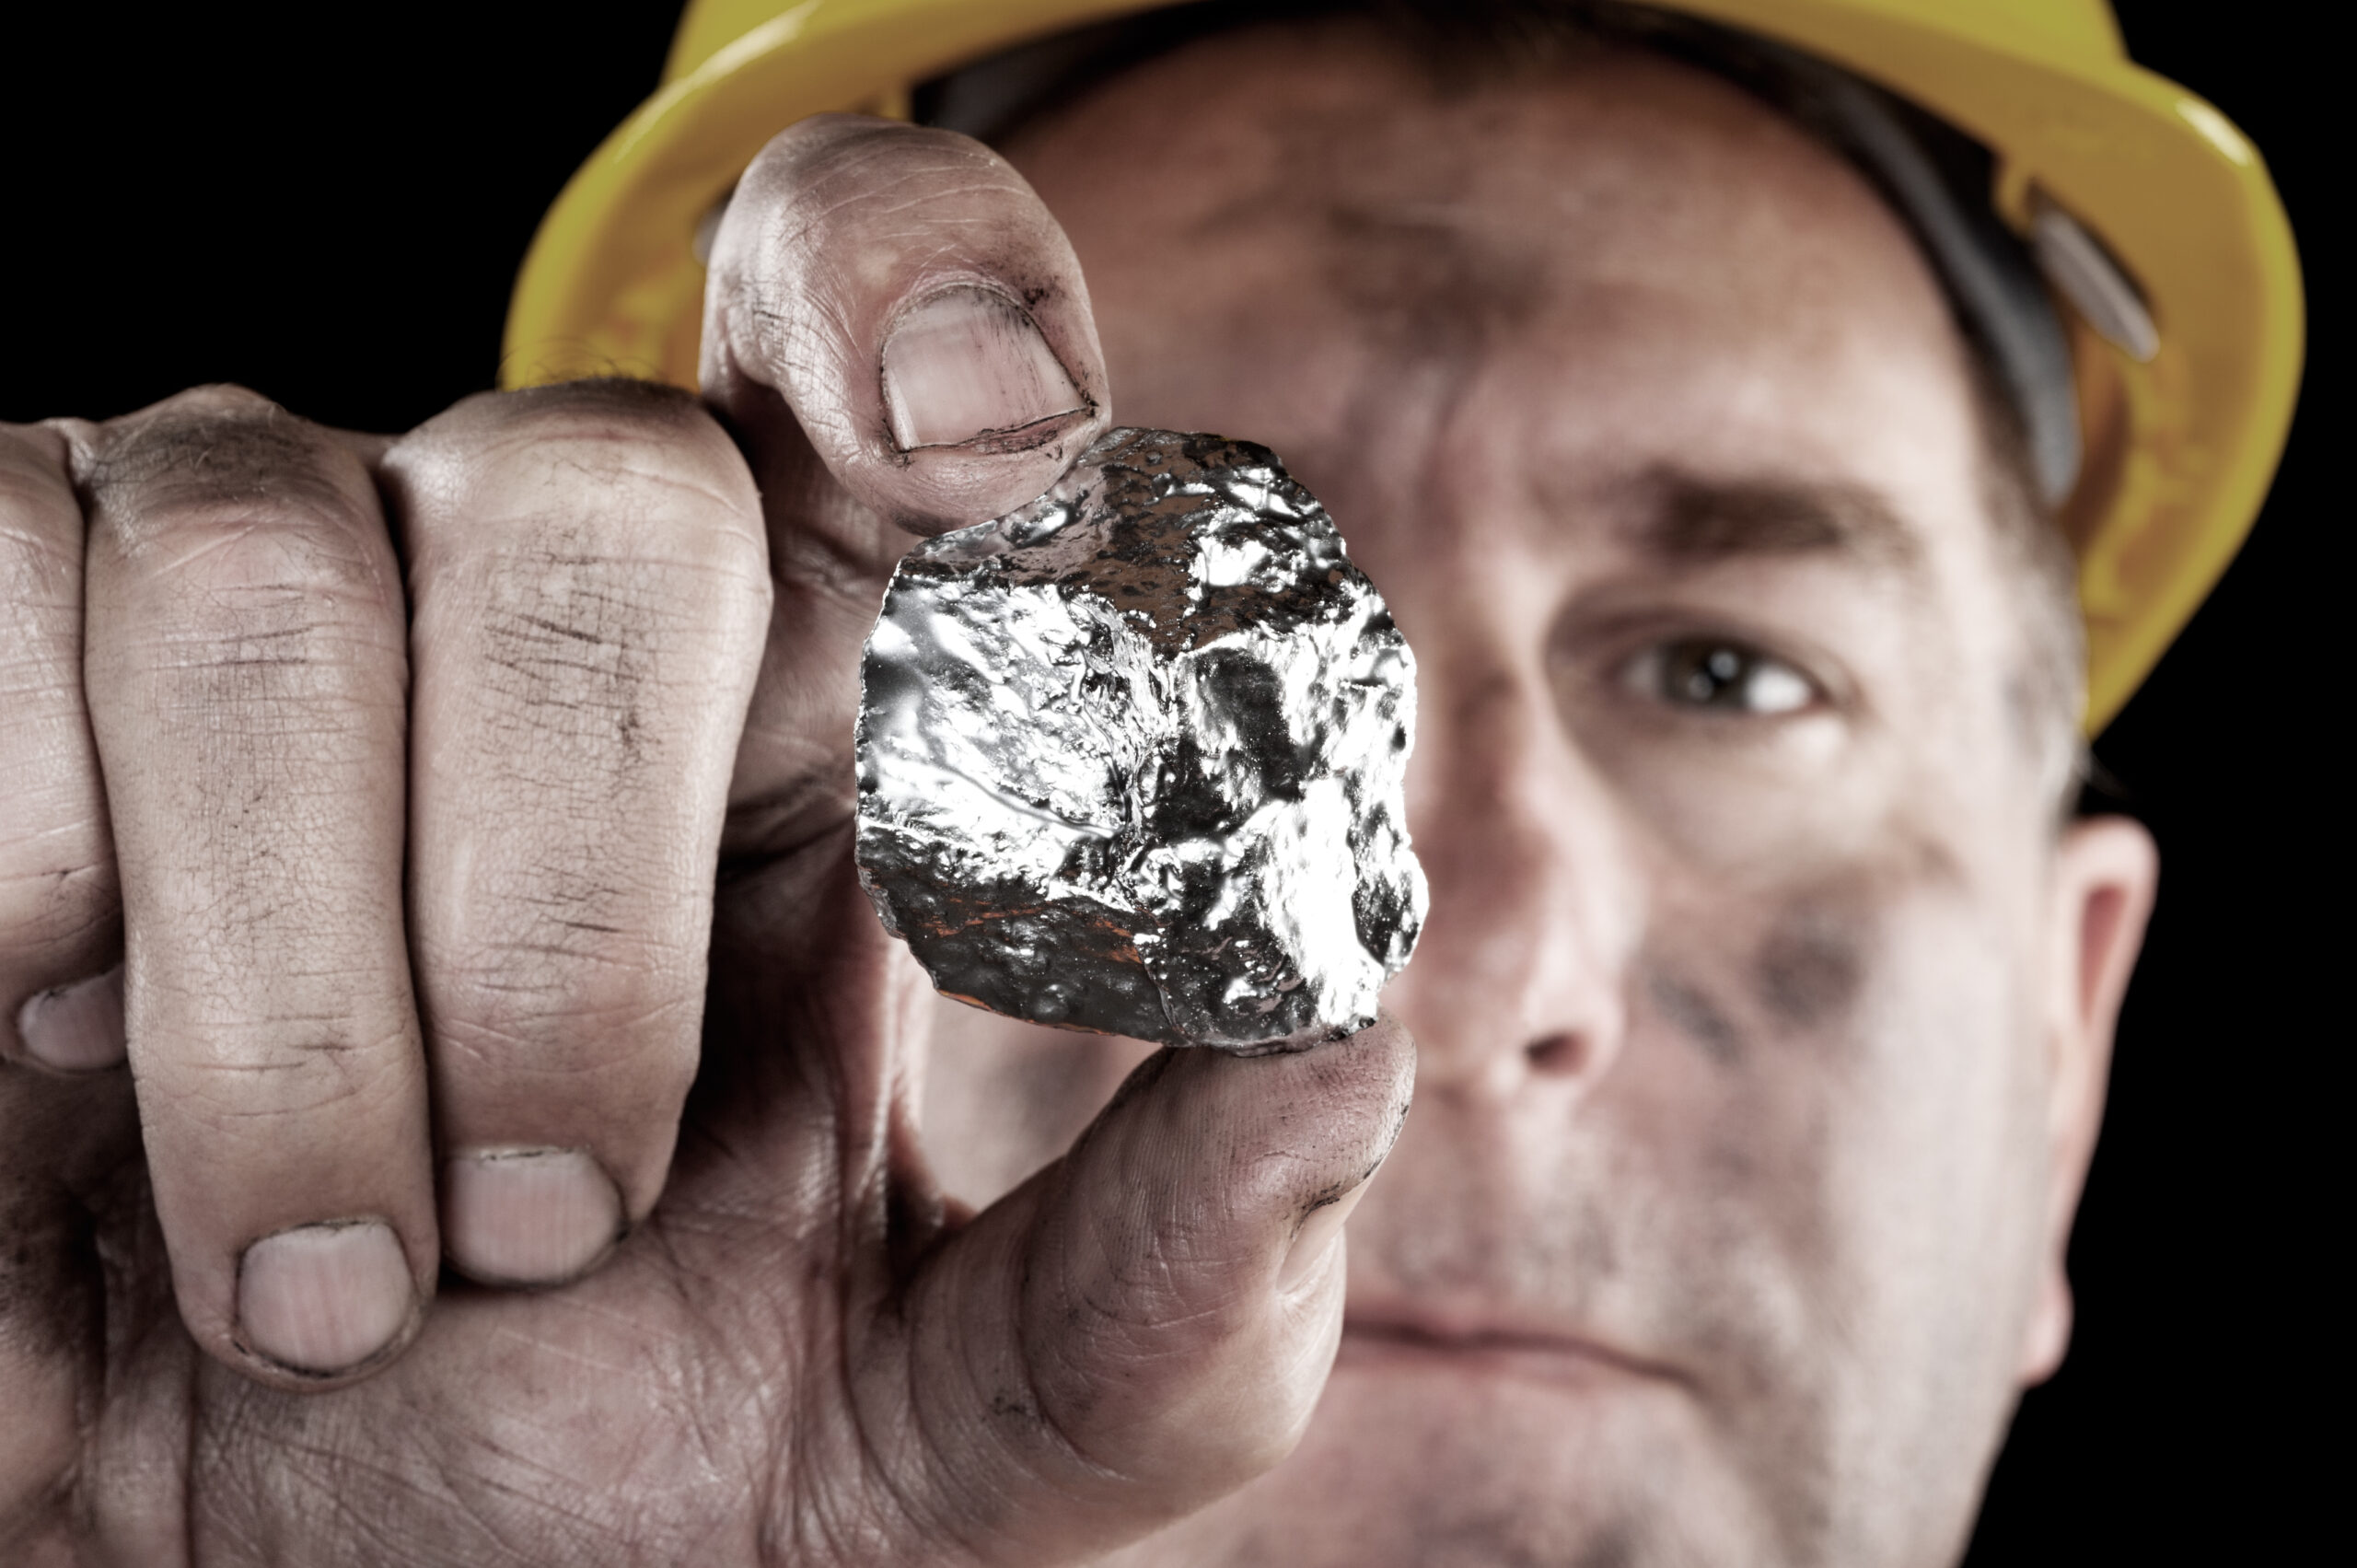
2031 196 2160 364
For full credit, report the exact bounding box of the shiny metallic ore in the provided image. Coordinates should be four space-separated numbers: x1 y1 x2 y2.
854 427 1426 1050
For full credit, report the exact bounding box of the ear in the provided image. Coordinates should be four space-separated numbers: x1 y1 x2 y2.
2015 814 2159 1384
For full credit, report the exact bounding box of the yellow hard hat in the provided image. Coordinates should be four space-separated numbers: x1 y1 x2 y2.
502 0 2303 734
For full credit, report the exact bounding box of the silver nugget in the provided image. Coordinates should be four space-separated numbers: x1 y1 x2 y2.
854 427 1425 1050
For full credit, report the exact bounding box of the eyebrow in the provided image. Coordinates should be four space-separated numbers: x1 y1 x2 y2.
1625 470 1927 572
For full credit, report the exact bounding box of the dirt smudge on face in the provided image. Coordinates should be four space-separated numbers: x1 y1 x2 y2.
1645 966 1745 1067
1752 908 1864 1034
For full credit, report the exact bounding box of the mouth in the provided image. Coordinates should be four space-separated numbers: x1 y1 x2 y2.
1338 1305 1687 1389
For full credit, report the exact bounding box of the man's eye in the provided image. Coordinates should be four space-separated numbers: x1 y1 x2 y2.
1630 638 1817 715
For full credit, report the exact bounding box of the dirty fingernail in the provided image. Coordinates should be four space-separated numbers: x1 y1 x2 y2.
881 285 1082 449
238 1220 415 1375
442 1147 622 1287
1279 1179 1371 1295
16 965 126 1072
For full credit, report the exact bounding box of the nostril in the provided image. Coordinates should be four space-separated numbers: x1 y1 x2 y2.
1524 1032 1587 1075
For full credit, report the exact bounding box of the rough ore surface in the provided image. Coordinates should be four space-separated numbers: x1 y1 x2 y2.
854 426 1426 1050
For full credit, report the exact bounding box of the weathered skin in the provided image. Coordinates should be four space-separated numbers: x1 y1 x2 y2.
0 17 2163 1568
857 427 1425 1048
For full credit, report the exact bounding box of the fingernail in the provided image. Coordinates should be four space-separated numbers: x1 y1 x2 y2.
881 285 1082 449
1279 1180 1371 1295
238 1220 416 1375
16 965 126 1072
441 1147 622 1287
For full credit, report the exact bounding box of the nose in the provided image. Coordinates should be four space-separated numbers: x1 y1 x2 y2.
1387 653 1636 1101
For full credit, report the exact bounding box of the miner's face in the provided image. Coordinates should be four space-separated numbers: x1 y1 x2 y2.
923 23 2134 1566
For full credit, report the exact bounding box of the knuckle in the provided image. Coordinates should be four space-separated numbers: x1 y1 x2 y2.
91 389 328 508
442 375 705 452
394 390 769 726
431 941 703 1073
87 399 395 623
735 120 1035 315
0 430 82 644
721 120 1030 338
143 513 392 624
132 383 277 421
424 853 707 1004
0 856 118 976
0 424 75 531
101 526 405 731
439 546 758 790
170 1019 418 1123
758 115 1010 213
423 862 701 1003
398 381 765 570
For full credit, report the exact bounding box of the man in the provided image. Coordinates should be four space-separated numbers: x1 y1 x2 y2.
0 1 2299 1563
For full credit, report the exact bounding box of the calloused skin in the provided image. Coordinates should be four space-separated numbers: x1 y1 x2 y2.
0 18 2152 1568
0 85 1408 1568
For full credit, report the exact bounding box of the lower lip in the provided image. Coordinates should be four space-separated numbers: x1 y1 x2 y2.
1336 1323 1668 1389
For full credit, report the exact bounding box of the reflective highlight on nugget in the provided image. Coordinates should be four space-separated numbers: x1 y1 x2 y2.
855 427 1425 1049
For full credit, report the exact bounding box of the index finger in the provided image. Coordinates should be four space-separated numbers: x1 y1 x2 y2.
701 114 1112 537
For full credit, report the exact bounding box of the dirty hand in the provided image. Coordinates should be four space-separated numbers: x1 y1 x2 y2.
0 116 1412 1565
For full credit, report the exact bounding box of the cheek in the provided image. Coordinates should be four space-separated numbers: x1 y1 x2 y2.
1647 856 2050 1300
1606 869 2053 1524
1752 877 2050 1488
1844 901 2055 1518
1839 889 2053 1316
1589 713 1868 879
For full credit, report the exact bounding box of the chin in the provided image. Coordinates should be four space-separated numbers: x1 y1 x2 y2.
1105 1335 1789 1568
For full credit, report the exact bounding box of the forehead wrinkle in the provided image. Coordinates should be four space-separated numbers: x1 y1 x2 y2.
1317 199 1548 359
1181 113 1549 365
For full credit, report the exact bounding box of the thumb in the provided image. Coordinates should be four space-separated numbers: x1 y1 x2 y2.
880 1019 1416 1565
702 114 1109 538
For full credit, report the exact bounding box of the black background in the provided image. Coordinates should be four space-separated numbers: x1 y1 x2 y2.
2 3 2332 1559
